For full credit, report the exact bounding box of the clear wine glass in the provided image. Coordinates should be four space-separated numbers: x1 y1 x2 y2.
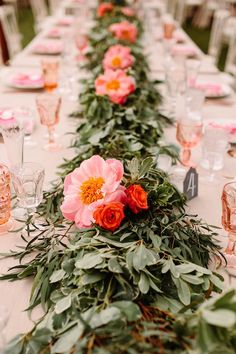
14 106 36 147
36 94 62 152
1 118 24 168
200 126 229 183
222 182 236 268
176 115 203 167
11 162 45 220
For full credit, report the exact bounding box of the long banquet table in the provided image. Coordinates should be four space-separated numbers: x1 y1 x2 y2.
0 5 236 344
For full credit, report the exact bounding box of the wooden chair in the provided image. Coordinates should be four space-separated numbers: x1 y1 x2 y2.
0 5 21 59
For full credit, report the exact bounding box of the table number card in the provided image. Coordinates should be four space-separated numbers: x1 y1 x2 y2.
183 167 198 200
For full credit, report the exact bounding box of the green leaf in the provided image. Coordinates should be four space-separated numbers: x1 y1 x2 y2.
139 157 153 177
51 323 84 353
138 272 150 294
75 253 103 269
90 307 121 328
176 278 191 306
202 309 236 328
50 269 66 283
112 301 141 321
55 294 72 314
108 258 123 273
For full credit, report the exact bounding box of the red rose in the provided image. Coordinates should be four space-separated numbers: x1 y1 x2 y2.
97 3 114 17
126 184 148 214
93 202 125 232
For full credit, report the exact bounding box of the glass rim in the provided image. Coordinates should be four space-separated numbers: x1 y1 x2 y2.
223 182 236 194
36 93 61 101
10 162 45 173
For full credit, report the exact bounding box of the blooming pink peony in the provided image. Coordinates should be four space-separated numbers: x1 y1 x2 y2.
103 44 134 70
95 69 135 104
61 155 127 228
97 2 114 17
121 7 135 17
109 21 138 43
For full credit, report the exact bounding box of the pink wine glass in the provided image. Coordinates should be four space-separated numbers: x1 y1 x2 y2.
36 94 62 152
176 117 203 167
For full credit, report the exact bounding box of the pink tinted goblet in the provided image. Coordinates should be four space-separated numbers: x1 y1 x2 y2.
36 94 62 152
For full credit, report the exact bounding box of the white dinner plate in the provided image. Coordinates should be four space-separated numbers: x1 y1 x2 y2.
197 82 232 99
6 74 44 90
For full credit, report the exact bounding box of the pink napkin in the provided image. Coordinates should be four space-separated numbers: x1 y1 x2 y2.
172 46 198 57
47 27 63 38
57 17 73 26
195 83 222 96
33 42 63 54
209 122 236 135
11 74 44 87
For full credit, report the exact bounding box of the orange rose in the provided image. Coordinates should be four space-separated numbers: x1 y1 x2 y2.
93 202 125 232
97 3 114 17
126 184 148 214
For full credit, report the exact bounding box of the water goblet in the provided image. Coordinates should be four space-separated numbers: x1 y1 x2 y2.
36 94 62 152
222 182 236 268
1 118 24 168
11 162 45 220
200 126 229 183
14 106 36 147
176 115 203 167
186 59 201 88
41 59 60 93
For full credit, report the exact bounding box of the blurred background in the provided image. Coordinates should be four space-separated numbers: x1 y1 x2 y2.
0 0 236 72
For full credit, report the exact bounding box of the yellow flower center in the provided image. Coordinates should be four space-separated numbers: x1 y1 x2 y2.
80 177 104 205
106 79 120 91
111 56 122 68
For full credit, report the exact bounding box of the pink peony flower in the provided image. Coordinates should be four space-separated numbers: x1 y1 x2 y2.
109 21 138 43
95 69 135 104
103 44 134 70
121 7 135 17
61 156 126 228
97 2 114 17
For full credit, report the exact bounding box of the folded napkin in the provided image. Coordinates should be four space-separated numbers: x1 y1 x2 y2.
33 42 63 54
57 17 73 26
47 28 63 38
195 83 222 96
11 73 44 87
172 46 198 57
209 122 236 135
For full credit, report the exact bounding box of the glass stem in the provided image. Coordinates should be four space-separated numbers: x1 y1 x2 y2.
225 233 236 255
48 126 55 145
182 148 191 166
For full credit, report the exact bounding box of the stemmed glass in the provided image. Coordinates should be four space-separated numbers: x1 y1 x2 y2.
222 182 236 268
1 119 24 168
75 32 88 61
14 106 36 147
0 304 9 352
36 94 62 152
165 59 186 118
186 59 201 88
176 114 203 167
201 126 229 183
11 162 45 221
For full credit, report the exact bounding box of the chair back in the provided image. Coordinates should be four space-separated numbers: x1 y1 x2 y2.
208 9 230 57
29 0 48 32
48 0 64 15
0 5 21 59
225 22 236 74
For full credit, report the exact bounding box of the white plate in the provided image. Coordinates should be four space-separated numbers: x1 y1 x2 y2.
206 118 236 143
6 74 44 90
197 82 232 99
